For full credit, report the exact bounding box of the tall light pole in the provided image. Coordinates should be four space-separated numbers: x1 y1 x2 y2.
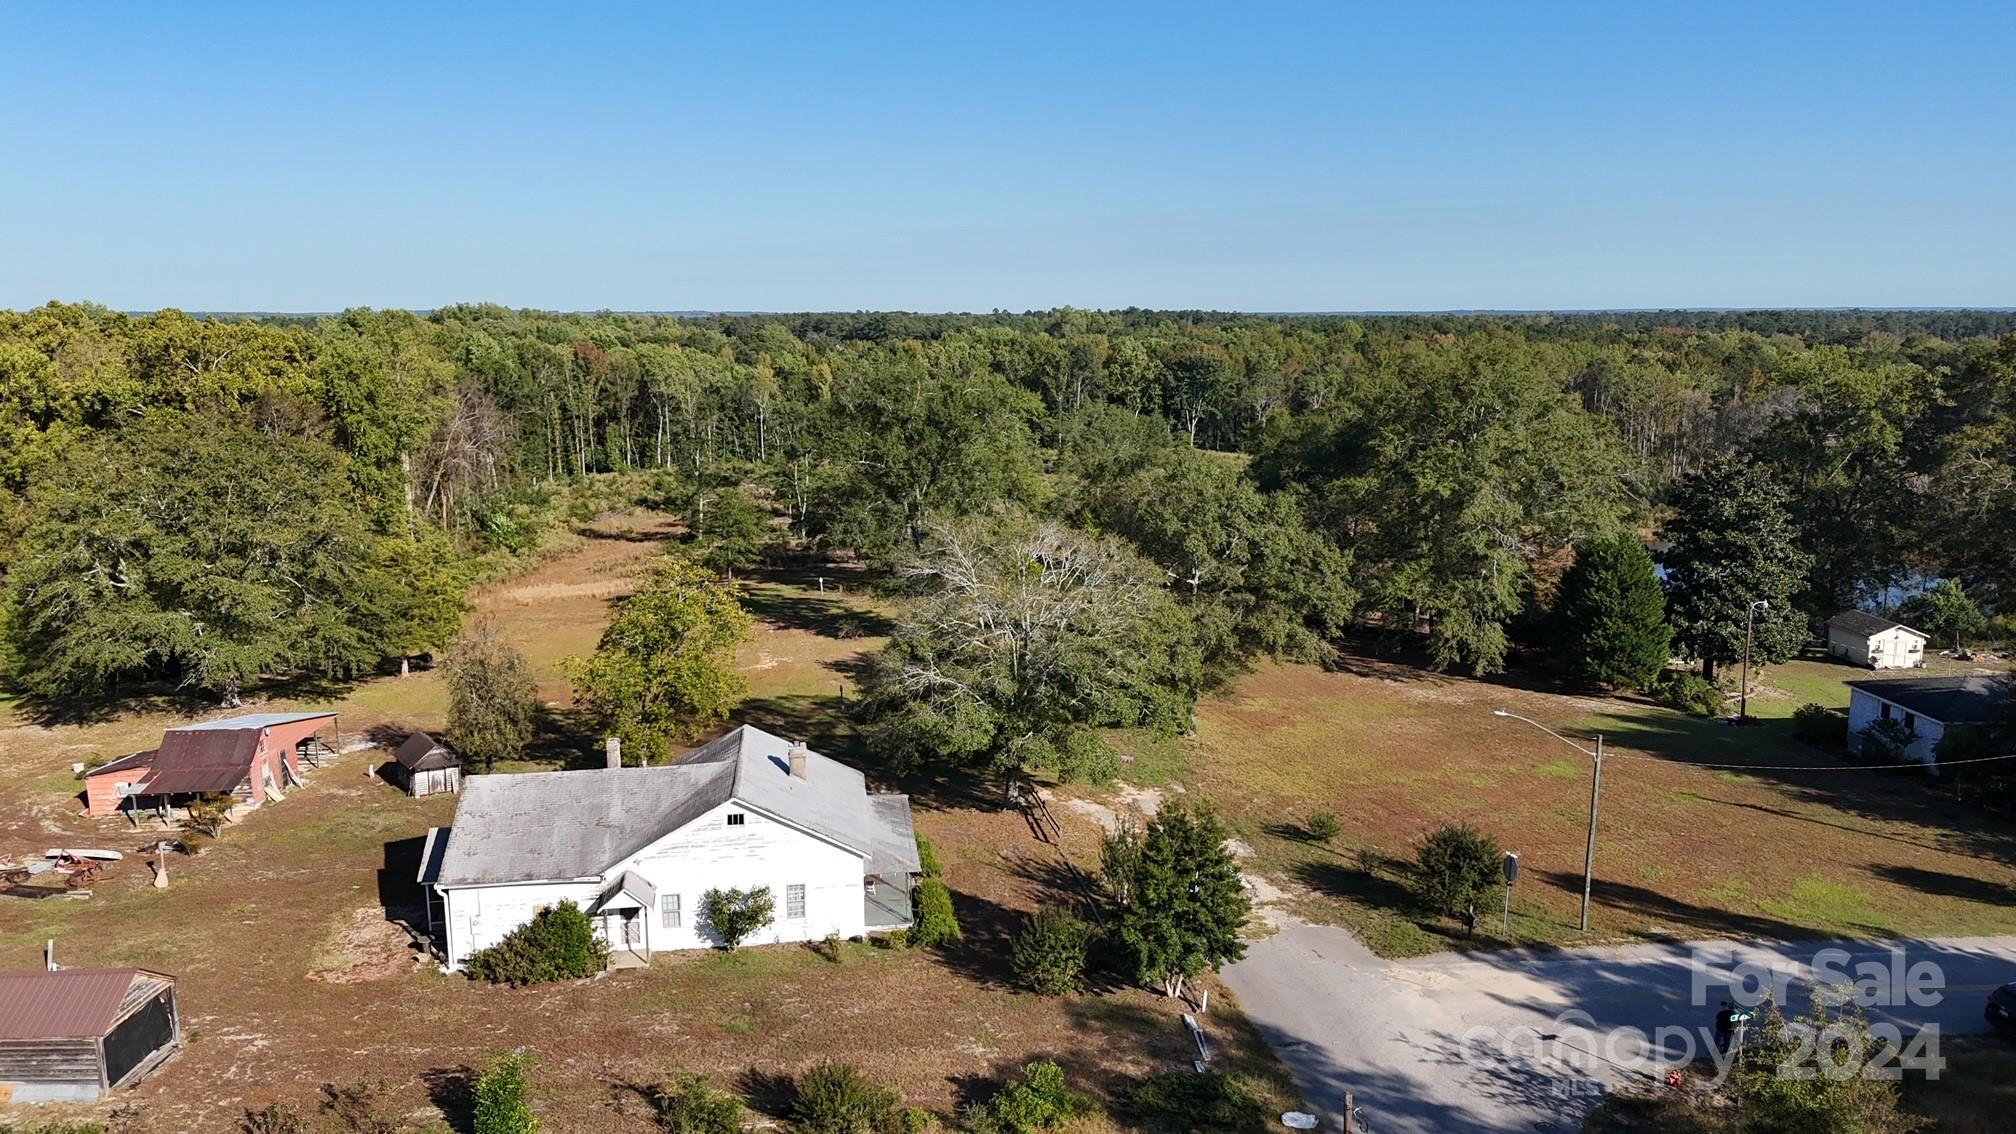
1740 599 1769 724
1492 709 1604 932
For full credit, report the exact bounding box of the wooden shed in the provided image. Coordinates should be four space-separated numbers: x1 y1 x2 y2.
394 732 463 797
0 968 181 1104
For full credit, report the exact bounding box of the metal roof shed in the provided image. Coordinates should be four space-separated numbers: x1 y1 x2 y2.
0 968 181 1104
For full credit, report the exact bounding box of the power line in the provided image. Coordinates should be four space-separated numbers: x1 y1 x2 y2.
1599 750 2016 772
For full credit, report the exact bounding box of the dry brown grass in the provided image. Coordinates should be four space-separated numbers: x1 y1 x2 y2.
1136 651 2016 957
0 509 1294 1131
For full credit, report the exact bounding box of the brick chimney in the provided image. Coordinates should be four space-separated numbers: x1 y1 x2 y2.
787 741 809 779
605 736 622 769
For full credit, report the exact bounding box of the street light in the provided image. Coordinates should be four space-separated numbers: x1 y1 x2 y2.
1740 600 1769 725
1492 709 1603 932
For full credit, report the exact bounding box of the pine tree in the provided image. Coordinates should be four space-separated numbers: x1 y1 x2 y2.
1557 533 1671 691
1101 806 1250 1000
1660 455 1814 682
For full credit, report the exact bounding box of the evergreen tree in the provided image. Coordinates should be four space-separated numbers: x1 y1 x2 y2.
1555 533 1671 691
1100 806 1250 1000
1414 821 1503 924
1659 455 1813 682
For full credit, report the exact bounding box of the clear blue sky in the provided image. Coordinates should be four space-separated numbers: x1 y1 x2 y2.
3 2 2011 312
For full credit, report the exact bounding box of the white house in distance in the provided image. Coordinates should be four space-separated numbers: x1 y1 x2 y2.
1845 676 2011 767
1826 611 1928 670
418 724 920 970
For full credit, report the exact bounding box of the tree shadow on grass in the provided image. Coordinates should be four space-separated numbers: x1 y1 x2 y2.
736 581 894 639
1866 863 2016 906
1532 867 1820 943
1289 857 1421 917
420 1064 477 1134
526 703 605 770
926 887 1033 990
732 1065 797 1121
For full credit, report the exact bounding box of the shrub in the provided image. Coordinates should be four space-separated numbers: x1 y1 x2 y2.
1126 1072 1270 1134
907 878 961 948
1413 821 1502 923
1856 717 1915 763
791 1061 906 1134
1010 906 1093 995
318 1080 403 1134
1656 671 1725 717
962 1061 1091 1134
464 901 607 985
651 1073 745 1134
1304 811 1342 842
701 886 775 950
914 833 943 878
240 1103 309 1134
473 1050 540 1134
1791 702 1843 745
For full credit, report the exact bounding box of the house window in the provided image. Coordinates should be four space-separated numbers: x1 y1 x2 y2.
726 813 745 827
661 893 681 929
786 884 806 919
1880 703 1891 720
1903 712 1916 734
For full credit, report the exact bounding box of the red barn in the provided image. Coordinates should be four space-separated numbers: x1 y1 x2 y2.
83 712 337 818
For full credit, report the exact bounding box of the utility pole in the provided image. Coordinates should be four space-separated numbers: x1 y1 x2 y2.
1740 600 1768 724
1493 710 1605 933
1581 735 1602 933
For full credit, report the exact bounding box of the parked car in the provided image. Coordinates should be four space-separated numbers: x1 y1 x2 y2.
1987 981 2016 1034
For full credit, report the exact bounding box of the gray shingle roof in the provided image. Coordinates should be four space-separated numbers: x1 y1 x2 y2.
433 724 903 887
1847 676 2011 724
866 794 922 876
1828 611 1922 639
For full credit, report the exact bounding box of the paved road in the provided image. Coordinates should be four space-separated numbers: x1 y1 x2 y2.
1222 920 2016 1134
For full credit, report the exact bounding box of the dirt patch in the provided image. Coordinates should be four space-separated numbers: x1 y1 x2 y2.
309 906 423 984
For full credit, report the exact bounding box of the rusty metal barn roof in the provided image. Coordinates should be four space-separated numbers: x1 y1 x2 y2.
0 968 171 1040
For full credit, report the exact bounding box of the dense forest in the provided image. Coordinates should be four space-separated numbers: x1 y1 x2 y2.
3 302 2014 711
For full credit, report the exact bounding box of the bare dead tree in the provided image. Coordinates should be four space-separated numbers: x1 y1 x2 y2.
415 384 514 529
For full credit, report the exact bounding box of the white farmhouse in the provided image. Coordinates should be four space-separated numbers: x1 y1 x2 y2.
1844 676 2010 768
1825 611 1928 670
417 724 919 970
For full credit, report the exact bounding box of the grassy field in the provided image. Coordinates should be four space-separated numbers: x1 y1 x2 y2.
1098 649 2016 958
0 510 1295 1132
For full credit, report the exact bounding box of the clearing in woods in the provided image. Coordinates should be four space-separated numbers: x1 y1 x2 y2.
0 510 1293 1132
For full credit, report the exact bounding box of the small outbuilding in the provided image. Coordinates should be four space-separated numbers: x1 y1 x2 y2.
0 967 181 1103
1826 612 1928 670
393 732 463 797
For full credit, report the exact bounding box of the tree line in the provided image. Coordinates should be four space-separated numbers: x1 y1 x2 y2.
4 302 2014 718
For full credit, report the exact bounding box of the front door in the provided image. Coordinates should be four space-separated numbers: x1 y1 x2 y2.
621 910 642 949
